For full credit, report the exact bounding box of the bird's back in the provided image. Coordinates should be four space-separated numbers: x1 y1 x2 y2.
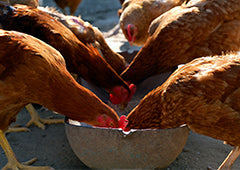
171 54 240 146
0 4 130 92
0 29 68 131
127 53 240 146
0 29 120 130
0 4 81 68
121 0 240 84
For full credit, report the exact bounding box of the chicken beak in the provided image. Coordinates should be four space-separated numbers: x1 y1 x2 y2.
129 40 134 46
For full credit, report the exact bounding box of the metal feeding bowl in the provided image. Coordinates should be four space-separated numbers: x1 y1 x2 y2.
65 51 189 169
65 119 189 169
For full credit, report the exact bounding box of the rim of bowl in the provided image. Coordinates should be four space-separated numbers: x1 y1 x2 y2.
65 116 188 133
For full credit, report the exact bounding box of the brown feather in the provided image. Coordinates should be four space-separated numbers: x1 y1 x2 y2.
121 0 240 84
0 4 129 92
0 29 119 131
127 53 240 147
119 0 185 46
40 8 128 73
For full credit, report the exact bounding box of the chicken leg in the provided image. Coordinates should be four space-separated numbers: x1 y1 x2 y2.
218 146 240 170
25 104 64 130
5 104 64 134
4 125 29 134
0 130 52 170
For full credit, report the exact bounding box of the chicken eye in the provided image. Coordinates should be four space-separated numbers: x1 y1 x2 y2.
109 121 114 127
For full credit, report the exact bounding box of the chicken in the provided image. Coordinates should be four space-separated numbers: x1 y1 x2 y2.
0 29 120 169
121 0 240 85
119 0 186 46
125 53 240 170
0 3 136 106
3 0 127 73
53 0 82 15
39 7 128 74
0 0 65 132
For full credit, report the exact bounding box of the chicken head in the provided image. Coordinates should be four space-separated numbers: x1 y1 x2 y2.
119 0 184 46
109 83 136 106
97 114 118 128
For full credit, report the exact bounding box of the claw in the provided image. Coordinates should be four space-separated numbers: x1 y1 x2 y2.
22 158 37 165
4 126 30 134
0 130 54 170
25 104 64 130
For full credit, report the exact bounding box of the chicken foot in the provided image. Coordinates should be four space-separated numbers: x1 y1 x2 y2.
4 125 30 134
0 130 53 170
25 104 64 130
218 146 240 170
5 104 64 133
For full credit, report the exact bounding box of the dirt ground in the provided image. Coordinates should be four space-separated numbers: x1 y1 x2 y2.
0 0 240 169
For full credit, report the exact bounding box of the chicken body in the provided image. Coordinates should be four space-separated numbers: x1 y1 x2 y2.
0 4 133 99
126 53 240 169
0 29 119 169
0 1 67 131
121 0 240 84
119 0 186 46
53 0 82 15
0 29 120 131
39 7 127 74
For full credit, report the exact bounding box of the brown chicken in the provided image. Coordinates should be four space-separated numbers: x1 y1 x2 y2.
0 0 65 132
5 0 127 74
53 0 82 15
121 0 240 85
0 29 120 169
119 0 186 46
0 3 136 106
39 6 127 74
125 53 240 170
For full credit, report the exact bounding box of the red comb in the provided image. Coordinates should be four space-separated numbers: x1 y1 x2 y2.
129 83 136 94
126 83 137 102
109 93 123 104
119 115 129 131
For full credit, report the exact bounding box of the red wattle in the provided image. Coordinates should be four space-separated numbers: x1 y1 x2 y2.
119 115 129 131
127 24 133 41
